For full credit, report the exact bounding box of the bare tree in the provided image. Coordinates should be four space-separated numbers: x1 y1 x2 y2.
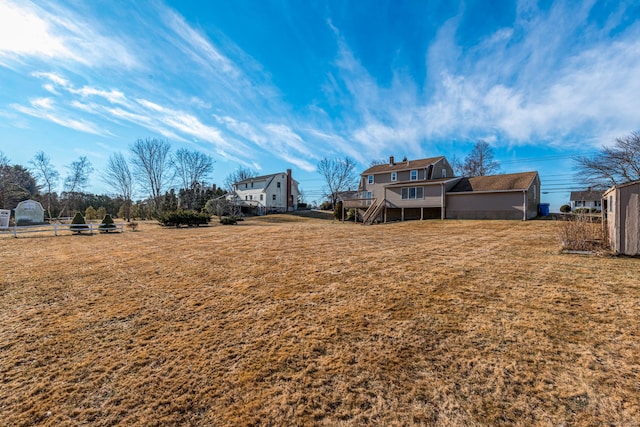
224 166 256 192
574 131 640 188
64 156 93 193
458 140 500 177
30 151 59 219
173 148 215 190
130 138 172 213
317 156 358 208
103 152 134 221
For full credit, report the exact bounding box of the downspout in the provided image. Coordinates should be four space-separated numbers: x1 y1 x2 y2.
441 182 446 220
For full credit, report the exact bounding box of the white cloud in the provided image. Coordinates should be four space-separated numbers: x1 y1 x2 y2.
11 103 103 135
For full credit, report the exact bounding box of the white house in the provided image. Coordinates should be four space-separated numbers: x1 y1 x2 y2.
570 189 603 212
229 169 300 215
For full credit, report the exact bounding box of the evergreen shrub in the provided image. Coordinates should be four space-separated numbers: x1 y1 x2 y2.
157 210 210 227
70 212 89 233
99 214 116 232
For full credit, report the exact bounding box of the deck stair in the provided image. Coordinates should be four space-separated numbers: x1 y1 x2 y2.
362 198 386 225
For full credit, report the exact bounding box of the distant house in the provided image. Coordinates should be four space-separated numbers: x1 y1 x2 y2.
603 181 640 255
228 169 299 215
570 189 603 211
341 156 540 223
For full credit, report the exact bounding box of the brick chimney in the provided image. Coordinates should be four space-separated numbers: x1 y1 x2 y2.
286 169 293 211
389 156 395 166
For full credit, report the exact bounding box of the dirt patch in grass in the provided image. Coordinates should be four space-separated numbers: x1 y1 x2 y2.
1 218 639 426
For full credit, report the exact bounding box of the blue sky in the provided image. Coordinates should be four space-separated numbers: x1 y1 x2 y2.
1 0 639 210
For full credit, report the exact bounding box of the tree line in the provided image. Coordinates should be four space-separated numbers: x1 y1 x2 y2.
0 138 225 220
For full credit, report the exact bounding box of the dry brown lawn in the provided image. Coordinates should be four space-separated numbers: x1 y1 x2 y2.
1 217 639 426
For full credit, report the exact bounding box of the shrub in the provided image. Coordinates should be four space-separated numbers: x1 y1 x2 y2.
70 212 89 233
574 208 590 214
220 216 238 225
333 201 343 219
157 210 210 227
560 204 571 213
85 206 98 221
126 221 139 232
319 201 333 211
99 214 116 232
557 214 603 251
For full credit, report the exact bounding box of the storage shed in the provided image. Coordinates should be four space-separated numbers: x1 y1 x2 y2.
14 199 45 226
603 181 640 255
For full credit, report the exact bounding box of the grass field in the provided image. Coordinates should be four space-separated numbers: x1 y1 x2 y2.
1 216 639 426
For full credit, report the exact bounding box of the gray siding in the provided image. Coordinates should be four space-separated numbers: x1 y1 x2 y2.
606 184 640 255
446 192 526 220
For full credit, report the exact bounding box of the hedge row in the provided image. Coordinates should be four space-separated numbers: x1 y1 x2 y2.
157 210 211 227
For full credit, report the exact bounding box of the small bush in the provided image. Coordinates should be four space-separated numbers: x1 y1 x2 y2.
557 214 603 251
220 216 238 225
70 212 89 233
319 201 333 211
157 210 210 227
126 221 139 232
333 201 343 219
560 204 571 213
99 214 116 232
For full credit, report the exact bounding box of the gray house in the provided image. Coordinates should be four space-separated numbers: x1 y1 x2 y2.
603 181 640 255
342 156 540 223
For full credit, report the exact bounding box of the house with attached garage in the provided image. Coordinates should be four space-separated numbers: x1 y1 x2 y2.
228 169 300 215
341 156 540 223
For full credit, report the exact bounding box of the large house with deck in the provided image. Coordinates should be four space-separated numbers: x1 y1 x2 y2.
341 156 540 223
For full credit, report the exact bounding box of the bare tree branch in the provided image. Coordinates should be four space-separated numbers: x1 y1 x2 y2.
317 156 358 208
173 148 215 190
103 152 134 220
130 138 172 213
30 151 59 219
574 131 640 188
460 140 500 177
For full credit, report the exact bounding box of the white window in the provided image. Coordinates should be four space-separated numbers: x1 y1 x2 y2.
260 194 263 201
442 169 446 178
401 187 423 200
245 183 248 189
391 172 397 182
245 196 248 200
410 170 418 181
368 175 374 184
277 182 281 188
272 194 276 201
251 182 254 188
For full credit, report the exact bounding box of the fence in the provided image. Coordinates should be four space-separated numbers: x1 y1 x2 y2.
0 222 124 238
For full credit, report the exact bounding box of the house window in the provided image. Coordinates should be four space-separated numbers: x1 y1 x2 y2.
249 195 253 201
442 169 446 178
277 182 281 188
391 172 397 182
595 200 601 207
533 185 536 201
368 175 374 184
410 170 418 181
260 194 263 201
245 183 248 189
401 187 424 200
273 194 276 201
251 182 254 188
245 196 248 200
609 195 613 212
